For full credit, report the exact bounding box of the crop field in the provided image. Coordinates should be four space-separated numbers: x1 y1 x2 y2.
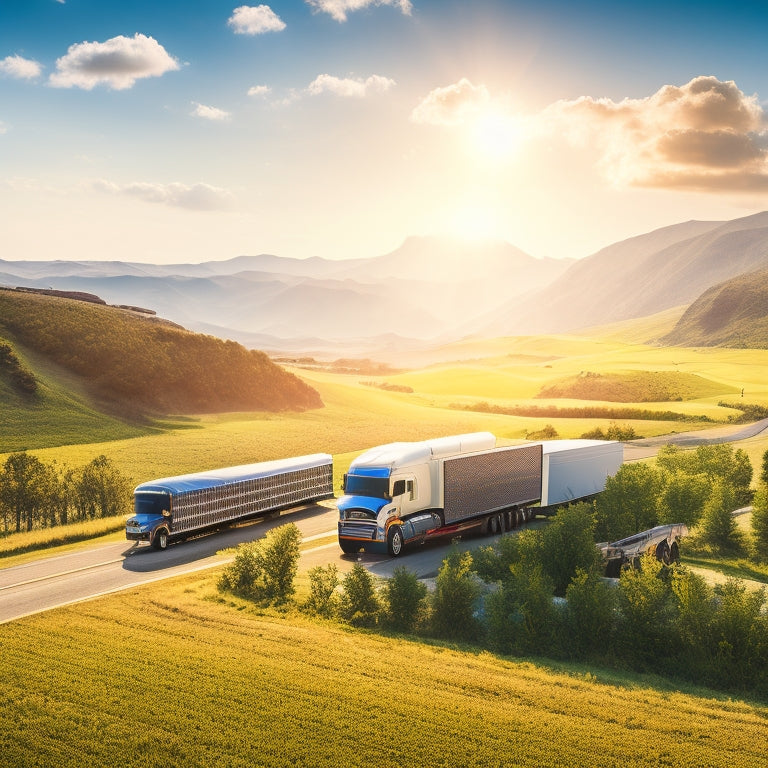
2 573 767 768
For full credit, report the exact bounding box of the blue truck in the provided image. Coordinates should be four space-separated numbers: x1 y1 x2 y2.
126 453 334 550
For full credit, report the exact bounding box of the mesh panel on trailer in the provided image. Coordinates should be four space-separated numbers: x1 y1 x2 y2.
443 444 543 524
172 461 333 533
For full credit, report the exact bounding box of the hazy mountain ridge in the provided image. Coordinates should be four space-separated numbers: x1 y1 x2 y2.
0 237 572 349
486 212 768 336
3 215 768 354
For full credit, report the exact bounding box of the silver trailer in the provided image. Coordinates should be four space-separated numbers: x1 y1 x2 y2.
126 453 334 550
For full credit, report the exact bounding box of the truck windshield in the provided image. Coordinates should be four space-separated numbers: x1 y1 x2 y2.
134 492 170 517
344 475 390 500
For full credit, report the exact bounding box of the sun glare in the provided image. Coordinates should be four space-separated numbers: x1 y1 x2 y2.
469 109 525 161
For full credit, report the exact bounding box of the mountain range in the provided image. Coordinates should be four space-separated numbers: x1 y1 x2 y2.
3 212 768 356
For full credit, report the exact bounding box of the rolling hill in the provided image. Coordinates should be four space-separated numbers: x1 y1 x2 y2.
483 211 768 337
662 266 768 348
0 289 322 421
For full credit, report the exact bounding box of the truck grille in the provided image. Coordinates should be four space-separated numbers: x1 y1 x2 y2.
339 523 377 540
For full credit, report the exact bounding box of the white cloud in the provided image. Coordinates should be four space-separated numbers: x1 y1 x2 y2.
543 75 768 191
411 78 490 126
192 103 232 121
0 55 43 80
228 5 286 34
305 0 412 23
307 73 395 98
248 84 272 97
49 34 179 90
94 180 235 211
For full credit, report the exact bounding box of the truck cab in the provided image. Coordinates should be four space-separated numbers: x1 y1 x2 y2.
125 490 172 550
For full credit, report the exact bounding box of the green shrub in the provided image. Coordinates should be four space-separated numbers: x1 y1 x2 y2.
430 548 482 642
339 563 380 627
564 568 617 660
304 563 340 618
382 566 428 634
699 479 738 550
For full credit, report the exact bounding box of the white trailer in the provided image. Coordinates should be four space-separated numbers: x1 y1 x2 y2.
538 439 624 513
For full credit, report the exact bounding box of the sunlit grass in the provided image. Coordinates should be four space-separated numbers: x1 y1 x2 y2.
1 574 766 768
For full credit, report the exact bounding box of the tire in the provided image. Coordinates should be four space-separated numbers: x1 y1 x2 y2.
670 541 680 563
504 510 514 531
339 539 360 555
655 540 671 565
152 528 169 551
387 525 404 557
488 515 499 535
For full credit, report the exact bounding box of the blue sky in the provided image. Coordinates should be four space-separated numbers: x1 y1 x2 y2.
2 0 768 263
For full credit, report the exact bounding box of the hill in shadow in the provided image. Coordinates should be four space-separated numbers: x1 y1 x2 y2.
0 289 322 417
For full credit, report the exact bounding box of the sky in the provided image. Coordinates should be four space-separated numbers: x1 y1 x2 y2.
2 0 768 265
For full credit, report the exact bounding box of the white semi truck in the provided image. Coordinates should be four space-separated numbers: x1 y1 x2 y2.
337 433 623 556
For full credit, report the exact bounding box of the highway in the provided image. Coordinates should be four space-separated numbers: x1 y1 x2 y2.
3 419 767 624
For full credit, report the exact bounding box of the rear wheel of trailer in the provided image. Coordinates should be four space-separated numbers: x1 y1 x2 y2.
387 525 404 557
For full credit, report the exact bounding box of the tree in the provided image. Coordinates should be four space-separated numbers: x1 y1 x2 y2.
0 452 52 533
537 503 602 597
339 563 380 627
303 563 340 618
656 470 710 528
259 523 302 604
616 552 678 669
751 485 768 561
564 568 617 660
382 566 428 634
761 449 768 487
430 548 482 641
594 463 662 541
218 540 263 598
72 455 132 520
699 479 737 550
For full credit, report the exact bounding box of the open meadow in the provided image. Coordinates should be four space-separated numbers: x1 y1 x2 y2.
2 572 767 768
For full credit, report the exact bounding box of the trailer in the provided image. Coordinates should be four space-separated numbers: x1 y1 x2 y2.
598 523 688 577
337 433 624 557
537 439 624 514
126 453 333 550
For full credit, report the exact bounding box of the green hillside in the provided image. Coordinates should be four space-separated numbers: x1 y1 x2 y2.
0 289 322 450
663 267 768 348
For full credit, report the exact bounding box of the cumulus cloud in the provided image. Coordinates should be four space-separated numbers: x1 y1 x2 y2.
49 33 179 90
94 180 235 211
411 78 491 126
192 102 232 121
307 73 395 98
0 55 43 80
228 5 286 34
305 0 412 23
248 84 272 97
544 76 768 191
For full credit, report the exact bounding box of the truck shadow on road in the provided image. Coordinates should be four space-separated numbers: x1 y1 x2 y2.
119 503 332 573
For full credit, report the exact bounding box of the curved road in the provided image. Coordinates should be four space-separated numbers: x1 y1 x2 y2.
3 418 767 623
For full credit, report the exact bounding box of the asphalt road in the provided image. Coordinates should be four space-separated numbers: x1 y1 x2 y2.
4 418 767 624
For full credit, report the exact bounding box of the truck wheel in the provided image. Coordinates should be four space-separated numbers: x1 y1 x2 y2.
152 529 169 551
655 540 671 565
488 515 499 535
670 541 680 563
387 526 404 557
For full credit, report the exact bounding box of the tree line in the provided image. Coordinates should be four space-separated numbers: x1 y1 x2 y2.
0 453 133 535
219 445 768 700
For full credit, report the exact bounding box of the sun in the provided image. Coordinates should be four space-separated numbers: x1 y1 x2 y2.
468 108 525 162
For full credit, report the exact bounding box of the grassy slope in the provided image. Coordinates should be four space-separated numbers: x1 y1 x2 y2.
2 574 766 768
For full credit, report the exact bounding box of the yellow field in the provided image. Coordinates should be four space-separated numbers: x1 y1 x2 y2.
1 573 766 768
